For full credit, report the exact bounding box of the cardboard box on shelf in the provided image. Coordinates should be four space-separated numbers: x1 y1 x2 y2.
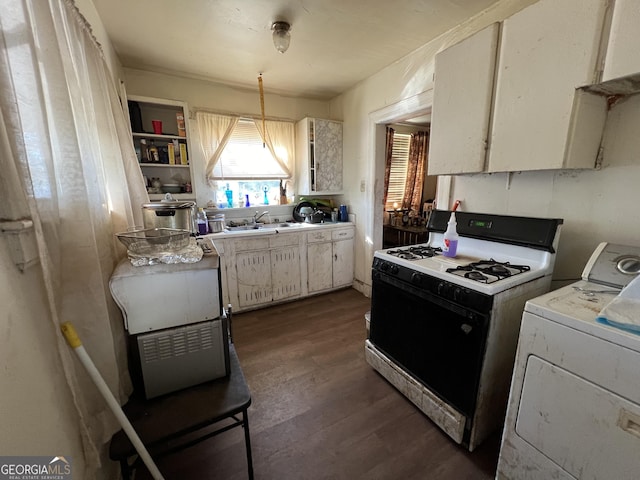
176 112 186 137
179 143 188 165
167 142 176 165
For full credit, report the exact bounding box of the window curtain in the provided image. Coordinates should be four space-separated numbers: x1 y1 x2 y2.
403 131 428 212
0 0 147 477
196 111 239 183
382 126 395 208
253 118 294 178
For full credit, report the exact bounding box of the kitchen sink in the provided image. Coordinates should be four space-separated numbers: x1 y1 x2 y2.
225 222 304 232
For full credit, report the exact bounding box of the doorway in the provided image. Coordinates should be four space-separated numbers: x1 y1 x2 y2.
368 90 437 256
382 122 434 248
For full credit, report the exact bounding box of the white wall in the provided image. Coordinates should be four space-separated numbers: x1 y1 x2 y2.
0 245 86 471
331 0 537 293
123 69 332 207
450 94 640 287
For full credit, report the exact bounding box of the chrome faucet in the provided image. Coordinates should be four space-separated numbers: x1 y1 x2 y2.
253 211 269 224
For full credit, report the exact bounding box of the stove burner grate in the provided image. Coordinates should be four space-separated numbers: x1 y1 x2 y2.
386 245 442 260
447 258 532 284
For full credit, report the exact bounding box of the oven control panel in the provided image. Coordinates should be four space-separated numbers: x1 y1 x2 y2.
373 258 493 314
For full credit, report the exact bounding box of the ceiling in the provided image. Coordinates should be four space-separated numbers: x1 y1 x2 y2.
92 0 500 100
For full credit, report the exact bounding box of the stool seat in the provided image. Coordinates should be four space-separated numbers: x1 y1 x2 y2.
109 344 253 479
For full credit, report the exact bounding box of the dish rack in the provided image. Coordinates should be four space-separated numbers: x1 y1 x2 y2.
116 228 190 255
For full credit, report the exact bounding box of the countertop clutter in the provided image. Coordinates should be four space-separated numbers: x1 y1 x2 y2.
203 220 354 239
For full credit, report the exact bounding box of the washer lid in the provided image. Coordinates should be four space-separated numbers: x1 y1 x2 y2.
582 242 640 288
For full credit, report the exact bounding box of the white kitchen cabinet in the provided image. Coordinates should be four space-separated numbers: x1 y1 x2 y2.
602 0 640 82
428 23 500 176
332 230 354 288
428 0 609 175
295 117 343 194
487 0 608 172
231 234 302 310
306 227 354 293
235 249 272 308
127 95 195 200
307 241 333 293
214 225 353 312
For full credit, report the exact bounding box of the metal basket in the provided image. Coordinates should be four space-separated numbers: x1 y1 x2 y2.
116 228 191 255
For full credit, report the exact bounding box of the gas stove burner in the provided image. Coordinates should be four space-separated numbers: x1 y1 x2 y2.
407 246 442 258
465 271 489 282
386 249 416 260
446 258 532 284
469 259 531 273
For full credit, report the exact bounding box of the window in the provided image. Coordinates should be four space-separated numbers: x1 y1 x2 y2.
213 119 288 179
385 132 411 210
197 112 295 207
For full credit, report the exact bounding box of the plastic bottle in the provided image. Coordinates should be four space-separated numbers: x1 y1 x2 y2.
442 212 459 258
224 184 233 208
196 208 208 235
148 140 159 162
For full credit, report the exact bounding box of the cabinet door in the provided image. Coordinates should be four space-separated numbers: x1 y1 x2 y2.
333 238 354 288
307 242 333 293
488 0 608 172
428 23 500 175
235 251 272 308
314 119 343 192
271 246 301 301
602 0 640 82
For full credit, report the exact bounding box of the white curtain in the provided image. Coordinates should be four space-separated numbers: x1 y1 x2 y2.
254 118 294 178
197 111 295 183
0 0 147 477
196 111 239 182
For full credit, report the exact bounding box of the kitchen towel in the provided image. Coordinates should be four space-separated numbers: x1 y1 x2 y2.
596 274 640 335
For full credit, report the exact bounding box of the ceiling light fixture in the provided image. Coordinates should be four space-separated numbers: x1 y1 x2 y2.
271 21 291 54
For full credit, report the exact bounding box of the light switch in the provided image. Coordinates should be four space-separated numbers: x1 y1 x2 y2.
360 180 365 192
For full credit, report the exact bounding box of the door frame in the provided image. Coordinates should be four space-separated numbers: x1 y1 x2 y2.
367 90 451 255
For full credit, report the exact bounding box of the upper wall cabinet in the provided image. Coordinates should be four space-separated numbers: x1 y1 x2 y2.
295 117 343 195
488 0 609 173
602 0 640 82
428 0 610 176
428 23 500 176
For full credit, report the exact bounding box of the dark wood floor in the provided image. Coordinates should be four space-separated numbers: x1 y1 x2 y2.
135 288 501 479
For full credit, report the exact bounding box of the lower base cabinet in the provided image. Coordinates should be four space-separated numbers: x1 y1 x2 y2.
215 225 354 312
307 227 355 294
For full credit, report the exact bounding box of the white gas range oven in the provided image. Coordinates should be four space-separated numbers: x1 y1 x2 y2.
365 210 563 451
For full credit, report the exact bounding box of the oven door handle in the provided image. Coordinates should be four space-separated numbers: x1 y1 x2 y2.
373 270 489 324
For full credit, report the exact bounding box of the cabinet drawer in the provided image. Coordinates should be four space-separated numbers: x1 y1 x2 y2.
332 228 354 241
233 237 270 252
269 233 299 248
307 230 331 243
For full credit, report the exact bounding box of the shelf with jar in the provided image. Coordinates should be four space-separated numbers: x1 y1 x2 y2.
127 95 195 201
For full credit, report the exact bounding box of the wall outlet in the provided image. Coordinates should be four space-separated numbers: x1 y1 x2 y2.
360 180 365 192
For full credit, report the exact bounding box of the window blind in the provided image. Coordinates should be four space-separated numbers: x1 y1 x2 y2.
213 119 288 179
385 132 411 210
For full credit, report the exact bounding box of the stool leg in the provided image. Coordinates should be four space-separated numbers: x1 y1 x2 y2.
242 409 254 480
119 459 131 480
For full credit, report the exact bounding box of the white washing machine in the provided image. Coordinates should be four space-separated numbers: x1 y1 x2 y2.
496 243 640 480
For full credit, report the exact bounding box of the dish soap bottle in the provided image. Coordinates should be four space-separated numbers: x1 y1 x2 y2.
442 212 459 258
196 208 208 235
